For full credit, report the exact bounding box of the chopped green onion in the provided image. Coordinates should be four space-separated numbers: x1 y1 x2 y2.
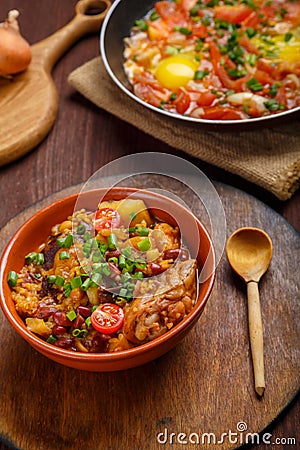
134 20 148 31
122 247 132 258
92 250 103 263
101 263 111 276
246 27 256 38
81 277 92 291
25 252 37 264
264 99 285 111
47 334 57 344
225 89 235 97
70 276 82 289
72 328 88 337
91 272 102 286
99 242 108 255
119 288 128 297
57 234 73 248
108 233 118 250
64 283 71 297
175 27 192 36
245 53 257 66
137 238 151 252
246 77 263 92
133 271 144 279
8 271 18 287
170 92 177 101
59 251 70 260
82 242 92 258
150 10 160 21
35 253 45 265
119 254 126 269
165 45 178 55
55 275 65 287
76 224 86 235
66 310 77 321
83 232 92 242
47 275 56 284
269 83 280 97
85 316 92 327
136 226 149 236
284 32 293 42
194 69 209 80
108 257 118 266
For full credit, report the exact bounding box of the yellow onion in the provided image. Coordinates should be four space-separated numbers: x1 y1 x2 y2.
0 9 32 76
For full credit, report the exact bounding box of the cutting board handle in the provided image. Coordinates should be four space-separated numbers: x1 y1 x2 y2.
32 0 111 72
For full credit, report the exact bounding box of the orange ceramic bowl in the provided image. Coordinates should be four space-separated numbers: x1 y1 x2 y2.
0 188 215 371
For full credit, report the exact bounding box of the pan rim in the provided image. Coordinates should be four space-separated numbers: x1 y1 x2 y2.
99 0 300 127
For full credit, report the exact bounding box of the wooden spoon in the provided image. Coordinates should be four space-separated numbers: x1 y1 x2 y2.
0 0 110 166
226 227 273 396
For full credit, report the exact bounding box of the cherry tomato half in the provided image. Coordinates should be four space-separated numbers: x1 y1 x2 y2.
94 208 121 232
91 303 124 334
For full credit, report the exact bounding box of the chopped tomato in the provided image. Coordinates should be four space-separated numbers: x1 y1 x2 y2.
241 11 260 28
191 23 207 38
195 91 216 107
275 86 287 107
134 83 170 107
218 64 250 91
148 20 169 40
181 0 197 12
214 5 253 24
173 89 190 114
253 69 275 86
201 106 245 120
238 35 260 56
91 303 124 334
155 1 187 29
94 208 121 232
271 0 300 26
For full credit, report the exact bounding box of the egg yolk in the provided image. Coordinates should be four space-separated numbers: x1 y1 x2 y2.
155 55 198 90
272 35 300 64
252 33 300 64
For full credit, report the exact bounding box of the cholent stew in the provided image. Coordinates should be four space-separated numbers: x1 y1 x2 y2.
8 198 197 353
123 0 300 120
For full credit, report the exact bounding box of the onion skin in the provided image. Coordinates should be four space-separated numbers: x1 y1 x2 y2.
0 10 32 76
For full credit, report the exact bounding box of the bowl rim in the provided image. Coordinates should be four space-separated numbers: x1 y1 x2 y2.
100 0 300 127
0 187 216 362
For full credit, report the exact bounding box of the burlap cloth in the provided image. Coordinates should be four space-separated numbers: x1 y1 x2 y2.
68 56 300 201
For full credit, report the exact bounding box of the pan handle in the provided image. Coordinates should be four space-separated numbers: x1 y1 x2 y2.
32 0 111 72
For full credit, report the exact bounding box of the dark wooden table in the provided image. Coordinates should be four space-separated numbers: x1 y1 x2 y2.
0 1 299 449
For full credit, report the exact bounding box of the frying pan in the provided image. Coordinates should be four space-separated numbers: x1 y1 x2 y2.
0 0 110 166
100 0 300 128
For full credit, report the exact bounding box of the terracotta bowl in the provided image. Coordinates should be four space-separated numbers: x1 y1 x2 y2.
0 188 215 371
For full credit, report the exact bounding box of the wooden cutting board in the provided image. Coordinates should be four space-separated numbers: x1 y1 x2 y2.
0 0 110 167
0 180 299 450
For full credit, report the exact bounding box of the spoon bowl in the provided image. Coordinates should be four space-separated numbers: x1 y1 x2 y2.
226 227 273 397
226 227 273 283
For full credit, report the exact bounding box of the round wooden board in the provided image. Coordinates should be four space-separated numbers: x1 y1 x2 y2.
0 179 299 450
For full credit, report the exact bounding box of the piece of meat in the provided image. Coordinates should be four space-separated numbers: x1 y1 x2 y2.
42 236 59 270
123 259 197 344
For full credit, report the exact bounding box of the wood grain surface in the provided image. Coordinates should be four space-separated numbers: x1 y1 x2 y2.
0 0 110 166
0 179 299 450
0 1 299 449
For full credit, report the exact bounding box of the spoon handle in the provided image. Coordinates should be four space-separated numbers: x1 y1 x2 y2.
247 281 265 396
